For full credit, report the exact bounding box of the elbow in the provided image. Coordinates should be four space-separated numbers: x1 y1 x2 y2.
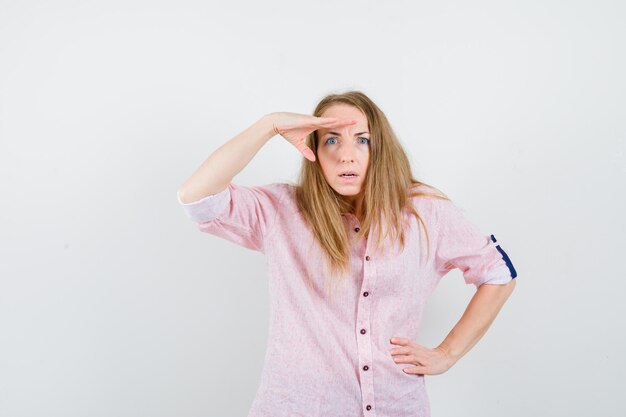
177 189 193 205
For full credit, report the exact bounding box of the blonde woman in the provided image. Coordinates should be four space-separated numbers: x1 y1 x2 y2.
177 91 517 417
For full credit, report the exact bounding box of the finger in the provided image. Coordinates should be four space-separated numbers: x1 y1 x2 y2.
392 354 417 364
389 346 410 355
390 337 411 346
312 117 338 126
317 118 358 126
325 119 358 127
403 365 427 375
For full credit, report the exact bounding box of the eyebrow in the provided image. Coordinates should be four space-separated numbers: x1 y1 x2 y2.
324 131 370 136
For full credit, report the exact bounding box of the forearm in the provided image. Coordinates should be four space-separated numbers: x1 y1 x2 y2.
178 114 277 203
437 279 516 364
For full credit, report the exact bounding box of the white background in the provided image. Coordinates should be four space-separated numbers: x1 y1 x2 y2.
1 0 624 416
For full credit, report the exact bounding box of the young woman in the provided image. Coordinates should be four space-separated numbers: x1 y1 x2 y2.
177 91 517 417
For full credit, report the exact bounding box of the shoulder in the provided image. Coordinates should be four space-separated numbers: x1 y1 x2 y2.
405 182 470 230
262 182 297 200
407 182 450 210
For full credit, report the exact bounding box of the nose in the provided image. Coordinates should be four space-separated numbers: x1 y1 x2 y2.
339 140 357 163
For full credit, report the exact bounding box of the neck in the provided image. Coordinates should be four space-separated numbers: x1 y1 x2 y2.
345 194 365 223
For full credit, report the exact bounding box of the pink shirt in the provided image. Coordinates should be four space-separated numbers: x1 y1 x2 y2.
177 182 517 417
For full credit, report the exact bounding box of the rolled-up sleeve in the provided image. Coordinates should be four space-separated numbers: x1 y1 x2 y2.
177 182 284 253
433 198 518 288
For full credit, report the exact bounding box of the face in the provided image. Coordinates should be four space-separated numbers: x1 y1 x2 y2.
316 104 370 204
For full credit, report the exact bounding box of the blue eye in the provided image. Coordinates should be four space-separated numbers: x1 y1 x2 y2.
324 137 369 145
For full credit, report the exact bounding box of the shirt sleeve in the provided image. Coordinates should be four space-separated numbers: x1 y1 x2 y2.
433 198 518 288
177 182 284 253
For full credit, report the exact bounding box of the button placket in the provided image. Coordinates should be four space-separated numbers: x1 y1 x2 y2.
355 226 378 416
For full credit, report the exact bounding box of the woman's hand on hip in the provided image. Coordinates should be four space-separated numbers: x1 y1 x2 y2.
389 337 456 376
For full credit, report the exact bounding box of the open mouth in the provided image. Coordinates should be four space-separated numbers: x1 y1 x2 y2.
338 172 358 182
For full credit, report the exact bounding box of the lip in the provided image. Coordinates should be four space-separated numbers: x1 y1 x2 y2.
338 171 358 176
338 175 358 183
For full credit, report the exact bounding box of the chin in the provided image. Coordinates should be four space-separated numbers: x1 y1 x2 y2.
331 185 362 199
337 190 360 197
331 184 358 193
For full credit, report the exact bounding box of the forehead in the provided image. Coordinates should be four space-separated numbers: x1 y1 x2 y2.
318 104 369 135
320 103 366 120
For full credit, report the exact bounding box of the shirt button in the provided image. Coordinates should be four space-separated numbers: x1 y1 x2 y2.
354 227 360 232
363 291 369 297
366 405 372 411
360 328 366 334
365 256 370 261
363 365 369 371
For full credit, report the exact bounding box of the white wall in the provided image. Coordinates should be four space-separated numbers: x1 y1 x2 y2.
1 0 624 416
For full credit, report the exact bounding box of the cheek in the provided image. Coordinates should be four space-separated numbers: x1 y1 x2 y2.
358 147 370 163
318 147 332 162
317 156 332 179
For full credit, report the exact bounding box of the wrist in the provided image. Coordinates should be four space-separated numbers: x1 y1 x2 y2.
436 343 462 365
260 113 279 138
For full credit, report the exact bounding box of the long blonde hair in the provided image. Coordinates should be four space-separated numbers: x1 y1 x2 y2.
295 90 449 296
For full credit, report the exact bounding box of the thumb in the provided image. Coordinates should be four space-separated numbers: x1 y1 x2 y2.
301 146 316 162
292 139 316 162
292 140 315 162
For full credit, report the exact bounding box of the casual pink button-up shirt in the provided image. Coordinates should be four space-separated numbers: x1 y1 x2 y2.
177 182 517 417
